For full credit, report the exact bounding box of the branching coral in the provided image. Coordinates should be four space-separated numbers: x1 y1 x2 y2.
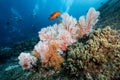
44 52 64 70
43 41 64 70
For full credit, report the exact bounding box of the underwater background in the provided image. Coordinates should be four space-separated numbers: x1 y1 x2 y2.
0 0 120 80
0 0 108 48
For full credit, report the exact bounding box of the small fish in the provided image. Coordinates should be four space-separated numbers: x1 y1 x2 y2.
49 11 61 20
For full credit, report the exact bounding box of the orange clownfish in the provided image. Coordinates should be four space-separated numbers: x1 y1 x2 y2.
49 11 61 20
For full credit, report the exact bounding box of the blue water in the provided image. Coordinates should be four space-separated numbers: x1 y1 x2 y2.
0 0 108 48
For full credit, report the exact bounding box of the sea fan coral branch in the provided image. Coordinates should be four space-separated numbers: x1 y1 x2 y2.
34 41 49 62
61 13 78 38
39 24 58 41
77 7 100 38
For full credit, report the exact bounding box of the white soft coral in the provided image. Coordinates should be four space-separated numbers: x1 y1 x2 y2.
18 52 37 70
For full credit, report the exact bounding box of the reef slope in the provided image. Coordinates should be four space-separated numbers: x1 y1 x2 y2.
95 0 120 29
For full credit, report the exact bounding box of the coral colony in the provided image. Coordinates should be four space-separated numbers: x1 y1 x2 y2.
18 7 120 79
18 7 99 70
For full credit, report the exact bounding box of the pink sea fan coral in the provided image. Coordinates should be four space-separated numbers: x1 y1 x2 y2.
39 13 78 42
38 13 78 51
77 7 100 38
39 24 77 51
57 29 76 50
39 24 58 41
61 13 78 38
18 52 37 70
38 7 100 53
34 41 49 62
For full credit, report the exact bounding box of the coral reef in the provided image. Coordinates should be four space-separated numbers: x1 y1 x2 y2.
17 7 120 80
18 7 99 69
14 26 120 80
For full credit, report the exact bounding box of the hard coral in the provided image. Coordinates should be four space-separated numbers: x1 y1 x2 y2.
62 26 120 79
